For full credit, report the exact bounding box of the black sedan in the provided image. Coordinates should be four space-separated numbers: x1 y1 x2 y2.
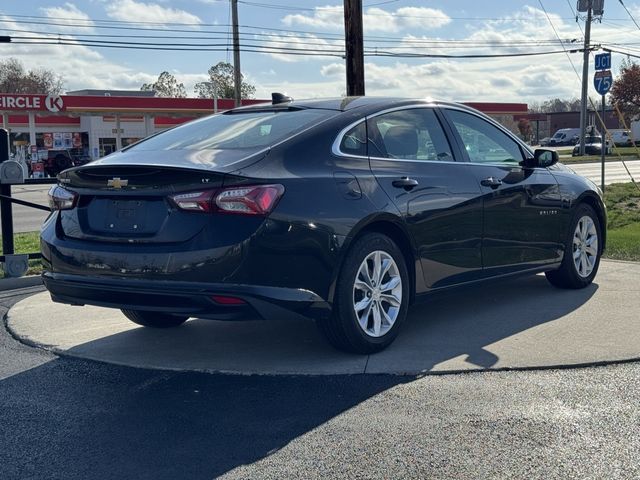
41 96 606 353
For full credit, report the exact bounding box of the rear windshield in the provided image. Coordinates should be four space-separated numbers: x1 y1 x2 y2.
128 109 335 151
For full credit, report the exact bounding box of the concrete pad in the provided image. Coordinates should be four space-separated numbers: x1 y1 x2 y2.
6 260 640 375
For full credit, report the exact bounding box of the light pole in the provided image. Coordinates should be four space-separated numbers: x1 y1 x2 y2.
202 81 219 113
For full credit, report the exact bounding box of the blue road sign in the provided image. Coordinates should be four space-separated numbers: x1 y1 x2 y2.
594 70 613 95
595 52 611 70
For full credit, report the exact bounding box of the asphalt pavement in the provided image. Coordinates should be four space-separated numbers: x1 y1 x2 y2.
569 159 640 186
1 286 639 479
6 184 51 233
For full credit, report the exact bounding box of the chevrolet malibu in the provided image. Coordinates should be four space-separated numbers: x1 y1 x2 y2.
41 96 606 354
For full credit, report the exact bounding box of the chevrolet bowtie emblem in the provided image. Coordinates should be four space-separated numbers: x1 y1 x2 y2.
107 177 128 189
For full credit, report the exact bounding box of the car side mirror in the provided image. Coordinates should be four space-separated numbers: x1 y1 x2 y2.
527 149 559 168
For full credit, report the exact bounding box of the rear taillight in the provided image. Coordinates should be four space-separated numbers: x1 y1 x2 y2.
170 184 284 215
48 185 77 210
170 190 217 213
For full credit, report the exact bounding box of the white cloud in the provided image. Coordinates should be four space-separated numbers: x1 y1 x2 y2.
260 33 343 63
283 5 451 33
105 0 202 26
40 3 95 33
282 6 343 30
0 13 157 92
320 63 345 77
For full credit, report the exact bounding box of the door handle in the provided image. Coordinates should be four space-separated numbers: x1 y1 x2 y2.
480 177 503 189
392 177 419 190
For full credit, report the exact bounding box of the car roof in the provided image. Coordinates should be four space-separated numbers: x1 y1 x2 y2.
229 96 467 113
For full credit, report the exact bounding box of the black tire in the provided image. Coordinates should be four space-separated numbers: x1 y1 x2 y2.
121 309 189 328
317 233 410 354
545 204 602 289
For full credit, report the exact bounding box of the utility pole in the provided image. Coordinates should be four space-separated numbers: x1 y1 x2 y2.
578 1 593 156
231 0 242 107
344 0 365 96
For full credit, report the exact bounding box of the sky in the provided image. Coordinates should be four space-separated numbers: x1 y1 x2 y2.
1 0 640 104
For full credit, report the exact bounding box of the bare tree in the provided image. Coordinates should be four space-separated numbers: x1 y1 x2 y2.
528 97 582 113
194 62 256 99
0 58 64 95
141 71 187 98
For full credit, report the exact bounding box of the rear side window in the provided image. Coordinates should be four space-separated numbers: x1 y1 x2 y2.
367 108 453 161
128 109 335 151
339 121 367 156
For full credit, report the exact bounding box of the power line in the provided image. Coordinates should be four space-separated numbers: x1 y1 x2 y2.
9 35 583 59
539 0 582 80
0 29 574 50
0 24 580 50
0 9 603 27
603 46 640 59
617 0 640 32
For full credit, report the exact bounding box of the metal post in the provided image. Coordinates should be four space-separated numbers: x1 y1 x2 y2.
28 112 36 148
143 114 152 137
115 114 122 150
601 94 606 192
0 129 13 255
231 0 242 107
579 1 593 156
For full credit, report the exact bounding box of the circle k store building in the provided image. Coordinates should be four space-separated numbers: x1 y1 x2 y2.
0 90 263 161
0 90 528 161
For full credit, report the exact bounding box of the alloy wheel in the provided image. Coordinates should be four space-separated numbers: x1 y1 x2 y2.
572 215 598 278
352 250 403 338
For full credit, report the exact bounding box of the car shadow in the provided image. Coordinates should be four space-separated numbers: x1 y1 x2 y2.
54 273 599 375
367 273 600 373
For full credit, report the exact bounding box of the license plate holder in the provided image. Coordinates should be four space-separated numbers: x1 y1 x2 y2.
105 200 145 232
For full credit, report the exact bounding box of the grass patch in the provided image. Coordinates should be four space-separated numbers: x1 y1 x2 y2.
603 182 640 262
0 231 40 255
606 223 640 262
558 146 640 163
611 146 640 156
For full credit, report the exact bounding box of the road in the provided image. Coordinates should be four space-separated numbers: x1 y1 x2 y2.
1 287 639 479
568 159 640 186
4 184 51 234
2 161 638 234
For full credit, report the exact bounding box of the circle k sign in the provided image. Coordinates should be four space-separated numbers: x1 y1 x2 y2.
0 94 65 113
45 95 64 113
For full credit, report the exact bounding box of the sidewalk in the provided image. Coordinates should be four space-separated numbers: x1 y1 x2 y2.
7 261 640 375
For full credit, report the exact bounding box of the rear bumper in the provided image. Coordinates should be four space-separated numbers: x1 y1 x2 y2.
42 272 332 321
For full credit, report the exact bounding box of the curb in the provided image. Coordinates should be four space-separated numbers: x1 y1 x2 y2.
6 314 640 377
0 275 43 292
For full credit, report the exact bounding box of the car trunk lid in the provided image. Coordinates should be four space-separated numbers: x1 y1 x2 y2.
58 157 261 243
